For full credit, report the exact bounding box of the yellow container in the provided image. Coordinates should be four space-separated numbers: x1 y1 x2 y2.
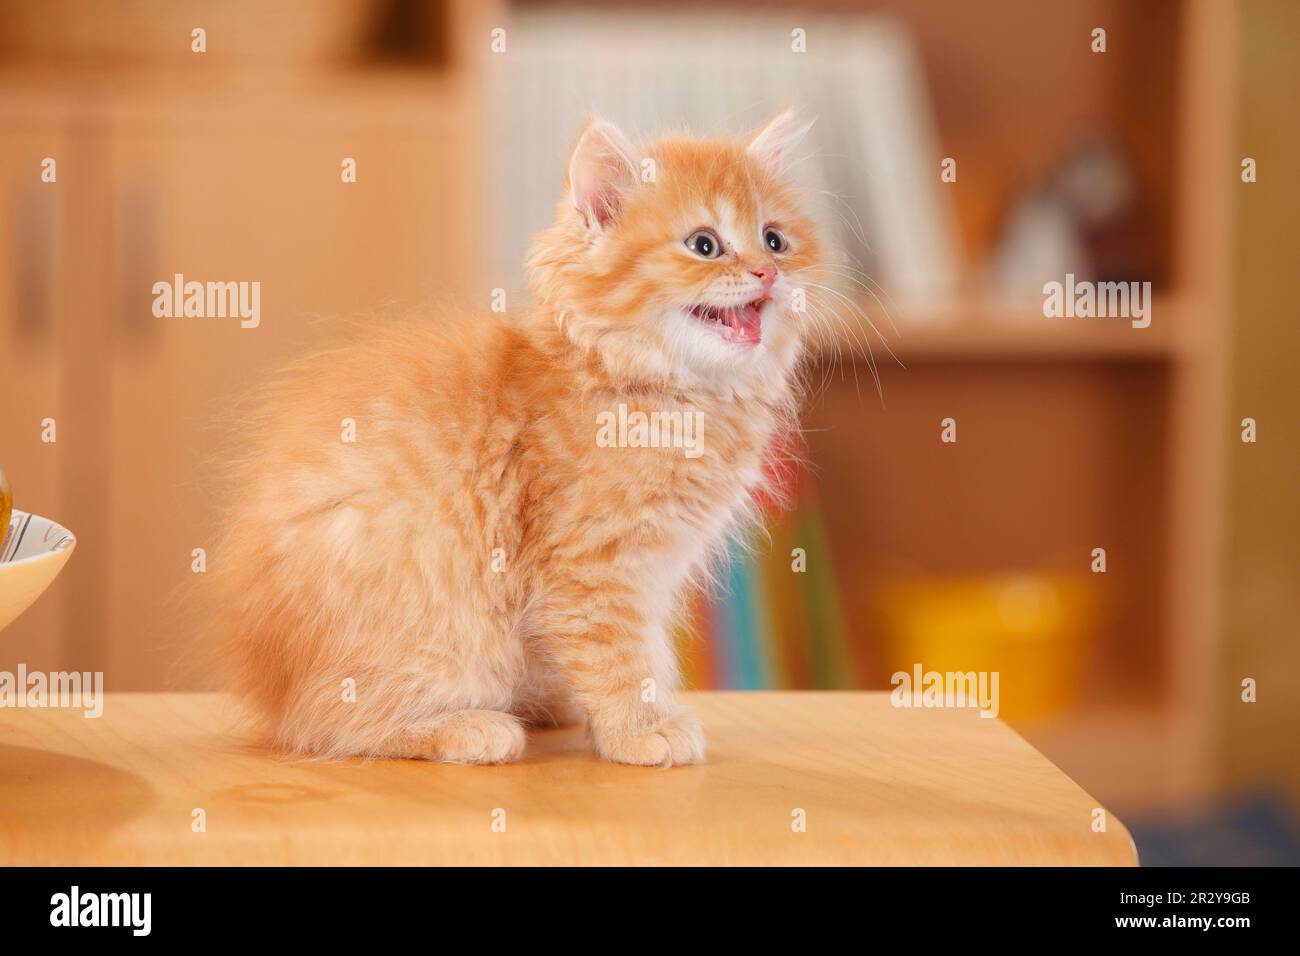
879 575 1093 722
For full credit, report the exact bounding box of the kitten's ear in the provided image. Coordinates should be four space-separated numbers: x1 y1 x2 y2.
746 109 815 177
567 116 639 230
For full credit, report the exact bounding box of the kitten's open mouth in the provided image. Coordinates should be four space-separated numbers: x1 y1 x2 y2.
687 296 768 346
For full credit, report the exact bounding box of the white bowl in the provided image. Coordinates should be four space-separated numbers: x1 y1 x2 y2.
0 510 76 632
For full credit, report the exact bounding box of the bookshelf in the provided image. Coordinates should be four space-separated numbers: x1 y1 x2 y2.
798 0 1234 812
493 0 1235 812
831 296 1191 363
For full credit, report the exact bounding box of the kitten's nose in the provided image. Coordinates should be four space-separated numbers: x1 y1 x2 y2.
750 267 776 291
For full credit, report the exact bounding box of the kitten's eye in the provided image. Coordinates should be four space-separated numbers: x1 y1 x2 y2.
764 227 789 254
685 230 723 259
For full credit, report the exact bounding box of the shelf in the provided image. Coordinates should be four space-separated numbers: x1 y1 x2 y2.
0 64 472 127
820 296 1194 364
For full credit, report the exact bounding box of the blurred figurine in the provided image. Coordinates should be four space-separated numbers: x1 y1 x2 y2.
992 138 1146 301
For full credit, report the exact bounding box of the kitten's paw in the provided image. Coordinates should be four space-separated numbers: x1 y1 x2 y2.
595 710 705 768
425 710 526 764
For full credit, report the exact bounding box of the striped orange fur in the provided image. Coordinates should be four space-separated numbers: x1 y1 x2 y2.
209 112 825 765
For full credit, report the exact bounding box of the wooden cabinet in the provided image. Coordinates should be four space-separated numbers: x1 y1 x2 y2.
1 76 482 687
0 97 73 676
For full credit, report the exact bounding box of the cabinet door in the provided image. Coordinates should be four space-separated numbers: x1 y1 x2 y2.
100 90 479 687
0 98 75 674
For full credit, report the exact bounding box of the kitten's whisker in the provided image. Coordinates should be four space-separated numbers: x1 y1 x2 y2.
805 297 877 402
803 283 890 387
801 276 903 375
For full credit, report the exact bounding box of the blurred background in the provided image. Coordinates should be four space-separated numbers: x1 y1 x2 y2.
1 1 1296 864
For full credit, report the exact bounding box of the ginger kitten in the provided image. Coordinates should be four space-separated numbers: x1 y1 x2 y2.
211 111 824 766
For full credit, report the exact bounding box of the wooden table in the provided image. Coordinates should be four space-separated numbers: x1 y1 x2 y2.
0 692 1136 865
